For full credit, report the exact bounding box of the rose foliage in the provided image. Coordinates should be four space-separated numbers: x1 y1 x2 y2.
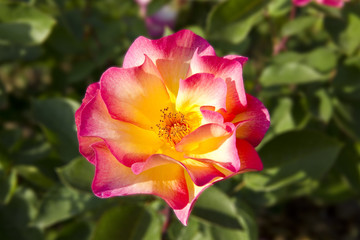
76 30 270 225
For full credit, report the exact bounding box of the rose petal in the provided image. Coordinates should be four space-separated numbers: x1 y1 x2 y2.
92 143 189 210
176 123 240 172
237 139 263 172
174 139 263 225
224 55 248 66
181 158 225 186
131 153 225 187
173 140 262 225
232 94 270 147
200 106 225 125
176 73 227 114
173 174 219 225
79 91 162 167
190 53 247 113
100 56 171 129
75 83 102 164
123 30 216 97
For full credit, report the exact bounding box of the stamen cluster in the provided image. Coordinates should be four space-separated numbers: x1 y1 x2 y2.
156 107 191 147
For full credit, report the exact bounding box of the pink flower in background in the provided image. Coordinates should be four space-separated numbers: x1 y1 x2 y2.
293 0 349 8
75 30 270 225
145 5 177 38
135 0 177 38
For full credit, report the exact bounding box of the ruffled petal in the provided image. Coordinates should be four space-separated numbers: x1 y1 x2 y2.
223 55 248 66
190 53 247 113
100 56 171 129
75 82 102 164
173 174 219 225
176 123 240 172
232 94 270 147
176 73 227 113
79 91 162 167
174 139 263 225
200 106 225 125
131 153 225 187
181 159 225 186
237 139 263 172
123 30 216 98
92 144 189 210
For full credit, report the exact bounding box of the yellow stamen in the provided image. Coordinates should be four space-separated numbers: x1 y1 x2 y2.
156 107 191 147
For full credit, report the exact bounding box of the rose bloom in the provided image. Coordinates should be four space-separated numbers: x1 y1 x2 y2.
75 30 270 225
293 0 349 8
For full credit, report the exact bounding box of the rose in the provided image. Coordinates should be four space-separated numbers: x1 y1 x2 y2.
75 30 270 225
293 0 349 8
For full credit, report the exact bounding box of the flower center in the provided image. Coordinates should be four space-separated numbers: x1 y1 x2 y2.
156 107 191 147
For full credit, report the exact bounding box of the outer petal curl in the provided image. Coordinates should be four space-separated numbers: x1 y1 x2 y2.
75 82 102 164
232 94 270 147
92 143 189 210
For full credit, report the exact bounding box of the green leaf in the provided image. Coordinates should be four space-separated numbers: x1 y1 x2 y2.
33 98 80 162
260 62 327 86
15 165 55 189
304 48 337 73
268 0 291 17
234 200 258 240
325 5 360 56
166 217 202 240
333 98 360 140
0 187 43 240
91 204 161 240
336 143 360 193
334 64 360 101
192 187 242 229
244 130 342 192
207 0 268 44
0 78 7 108
207 224 244 240
0 44 42 61
269 97 296 134
0 3 56 45
340 13 360 56
46 220 92 240
315 89 333 123
33 185 101 229
57 157 94 192
0 166 17 204
312 169 355 204
281 16 318 37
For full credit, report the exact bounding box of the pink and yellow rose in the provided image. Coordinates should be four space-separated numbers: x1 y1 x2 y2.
293 0 349 8
75 30 270 225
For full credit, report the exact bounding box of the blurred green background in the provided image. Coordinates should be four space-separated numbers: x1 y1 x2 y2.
1 0 360 239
